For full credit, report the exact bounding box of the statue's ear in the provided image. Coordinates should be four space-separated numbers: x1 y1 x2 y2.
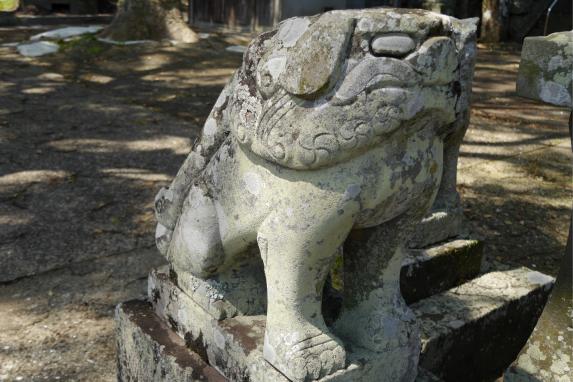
279 12 354 97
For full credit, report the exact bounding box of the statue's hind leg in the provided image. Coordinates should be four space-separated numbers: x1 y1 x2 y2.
259 198 358 381
163 184 266 316
334 212 422 382
167 185 227 278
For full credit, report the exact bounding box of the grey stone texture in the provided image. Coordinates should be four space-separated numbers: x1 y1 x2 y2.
414 267 555 382
517 31 573 108
401 239 483 304
116 300 226 382
116 299 445 382
138 264 553 382
151 8 479 381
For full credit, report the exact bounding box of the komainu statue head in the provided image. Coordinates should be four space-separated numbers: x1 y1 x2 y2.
226 8 477 170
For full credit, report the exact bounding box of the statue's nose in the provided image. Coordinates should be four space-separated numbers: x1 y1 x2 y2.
278 12 354 99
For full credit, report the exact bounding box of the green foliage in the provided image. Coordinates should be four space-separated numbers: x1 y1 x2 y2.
58 34 108 60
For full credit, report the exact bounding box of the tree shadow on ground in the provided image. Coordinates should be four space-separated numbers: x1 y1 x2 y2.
0 32 246 281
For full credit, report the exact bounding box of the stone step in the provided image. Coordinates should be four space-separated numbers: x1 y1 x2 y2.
401 239 483 304
145 266 554 382
413 267 555 382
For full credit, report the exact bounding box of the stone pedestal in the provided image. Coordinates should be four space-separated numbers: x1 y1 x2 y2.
117 238 554 381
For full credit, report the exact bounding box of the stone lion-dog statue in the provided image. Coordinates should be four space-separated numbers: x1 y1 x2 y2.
154 8 477 381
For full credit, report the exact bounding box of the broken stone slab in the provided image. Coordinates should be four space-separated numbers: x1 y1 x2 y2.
17 41 59 57
96 37 155 46
414 267 555 382
117 299 443 382
29 26 104 41
516 31 573 108
116 299 226 382
147 265 553 382
504 223 572 382
225 45 246 54
401 239 483 304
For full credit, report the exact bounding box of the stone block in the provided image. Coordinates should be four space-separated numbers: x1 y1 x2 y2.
517 31 573 108
401 239 483 304
149 268 421 381
116 299 225 382
408 209 465 249
146 265 553 382
414 267 555 382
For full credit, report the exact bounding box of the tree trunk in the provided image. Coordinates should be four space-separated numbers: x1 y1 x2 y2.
101 0 198 43
481 0 508 42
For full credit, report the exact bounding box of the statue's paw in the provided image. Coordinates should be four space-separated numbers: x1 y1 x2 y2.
335 304 419 354
264 331 346 381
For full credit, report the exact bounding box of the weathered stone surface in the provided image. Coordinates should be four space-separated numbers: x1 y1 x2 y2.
504 223 572 382
149 267 419 381
370 33 416 57
408 209 465 248
116 298 445 382
148 237 483 323
152 8 478 381
144 265 553 382
116 300 225 382
517 31 573 108
401 239 483 304
414 267 555 382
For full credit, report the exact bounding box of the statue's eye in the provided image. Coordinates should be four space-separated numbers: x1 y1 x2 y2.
370 33 416 58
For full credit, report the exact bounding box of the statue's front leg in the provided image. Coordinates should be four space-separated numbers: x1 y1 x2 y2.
334 194 437 382
258 197 358 381
334 219 421 382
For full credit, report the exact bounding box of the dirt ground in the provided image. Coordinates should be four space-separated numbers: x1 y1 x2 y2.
0 26 571 381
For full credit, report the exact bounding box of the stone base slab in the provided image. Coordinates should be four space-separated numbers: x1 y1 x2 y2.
116 299 225 382
414 268 555 381
117 299 445 382
147 265 553 382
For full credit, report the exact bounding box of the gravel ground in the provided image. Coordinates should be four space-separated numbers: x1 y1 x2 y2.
0 27 570 381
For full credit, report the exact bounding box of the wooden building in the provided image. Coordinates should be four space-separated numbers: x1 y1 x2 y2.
188 0 368 31
188 0 571 40
187 0 465 31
